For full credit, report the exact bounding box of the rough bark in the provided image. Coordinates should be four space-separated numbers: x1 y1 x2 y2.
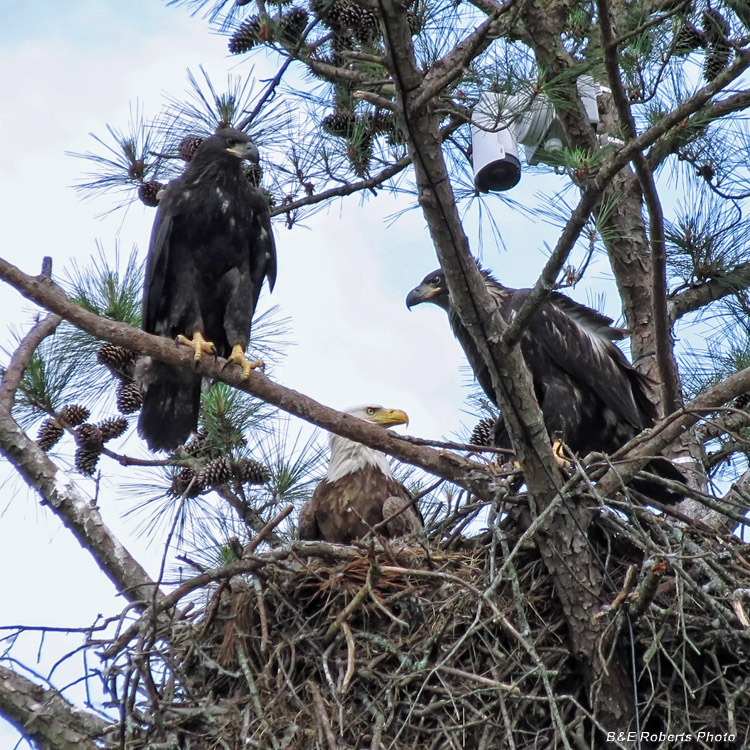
0 666 111 750
380 0 636 736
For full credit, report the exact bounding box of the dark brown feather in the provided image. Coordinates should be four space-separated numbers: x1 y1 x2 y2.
299 465 422 544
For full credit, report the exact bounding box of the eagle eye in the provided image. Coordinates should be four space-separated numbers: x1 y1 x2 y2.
226 138 237 147
430 275 441 286
366 407 376 415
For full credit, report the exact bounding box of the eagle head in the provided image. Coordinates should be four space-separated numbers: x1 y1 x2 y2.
344 404 409 428
326 405 409 482
405 270 448 311
197 128 260 164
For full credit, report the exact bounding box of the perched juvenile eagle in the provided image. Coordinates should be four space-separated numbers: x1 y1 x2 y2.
406 265 683 503
298 405 423 543
138 129 276 451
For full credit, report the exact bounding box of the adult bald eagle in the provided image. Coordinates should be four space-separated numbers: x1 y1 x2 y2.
406 266 683 503
298 405 423 543
138 128 276 451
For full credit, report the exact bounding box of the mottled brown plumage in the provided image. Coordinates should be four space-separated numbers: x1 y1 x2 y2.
406 263 685 504
298 405 423 543
138 128 276 451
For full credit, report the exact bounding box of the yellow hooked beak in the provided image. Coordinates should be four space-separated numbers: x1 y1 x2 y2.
367 407 409 428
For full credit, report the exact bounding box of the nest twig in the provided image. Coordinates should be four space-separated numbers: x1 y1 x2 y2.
97 489 750 749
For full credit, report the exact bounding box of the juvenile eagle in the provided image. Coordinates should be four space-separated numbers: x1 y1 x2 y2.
298 405 423 543
406 266 683 503
138 129 276 451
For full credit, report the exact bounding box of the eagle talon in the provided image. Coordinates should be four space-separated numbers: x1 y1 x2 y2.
227 345 264 379
552 439 574 474
176 332 216 364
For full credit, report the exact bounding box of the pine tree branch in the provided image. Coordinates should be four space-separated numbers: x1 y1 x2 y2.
647 90 750 171
0 665 111 750
597 0 682 415
595 365 750 497
501 50 750 353
378 0 564 501
669 263 750 320
413 7 515 111
0 257 501 500
270 155 412 216
376 4 643 739
0 313 61 412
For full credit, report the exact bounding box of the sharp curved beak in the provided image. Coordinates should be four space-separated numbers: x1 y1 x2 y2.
372 408 409 428
406 284 437 309
228 140 259 163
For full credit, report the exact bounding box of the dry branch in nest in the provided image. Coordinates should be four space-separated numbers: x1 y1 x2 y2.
97 488 750 749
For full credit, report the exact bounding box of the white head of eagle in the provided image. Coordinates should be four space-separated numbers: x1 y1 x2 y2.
325 404 409 482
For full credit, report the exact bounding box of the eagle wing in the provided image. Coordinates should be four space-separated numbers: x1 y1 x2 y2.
383 485 423 538
250 190 277 294
297 497 320 541
512 290 654 431
142 186 178 336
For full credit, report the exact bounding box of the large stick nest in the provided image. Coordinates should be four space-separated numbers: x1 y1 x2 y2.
103 503 750 749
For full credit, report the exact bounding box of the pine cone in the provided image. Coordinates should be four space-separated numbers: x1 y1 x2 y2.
96 343 137 379
169 467 204 498
184 431 209 456
229 16 275 53
352 7 378 42
696 162 715 181
178 135 204 162
235 457 270 485
322 111 357 137
138 181 164 207
199 456 233 487
75 447 101 476
337 1 362 29
243 161 263 187
98 417 128 442
701 8 729 44
674 22 704 56
58 404 91 427
346 132 373 177
116 382 143 414
406 9 421 35
470 416 496 447
703 42 731 81
280 7 309 43
76 423 103 449
37 419 64 452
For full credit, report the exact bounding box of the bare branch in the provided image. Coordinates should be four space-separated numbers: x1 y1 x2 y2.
0 665 111 750
0 313 61 412
669 263 750 320
0 257 498 499
596 367 750 497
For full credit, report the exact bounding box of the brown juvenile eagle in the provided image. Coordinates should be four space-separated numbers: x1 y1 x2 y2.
138 128 276 451
406 265 684 503
298 405 424 543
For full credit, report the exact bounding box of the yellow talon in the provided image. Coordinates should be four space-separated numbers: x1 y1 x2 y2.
176 331 216 363
552 439 573 472
228 344 264 378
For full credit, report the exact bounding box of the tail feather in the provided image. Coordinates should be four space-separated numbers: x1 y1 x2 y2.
137 359 201 452
633 457 686 505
